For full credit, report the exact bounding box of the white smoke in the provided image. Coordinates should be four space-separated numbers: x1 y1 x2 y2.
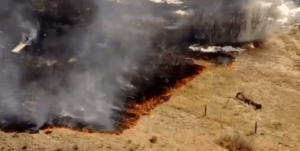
241 0 300 41
0 0 299 132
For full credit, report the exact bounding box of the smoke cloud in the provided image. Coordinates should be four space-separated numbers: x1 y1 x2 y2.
0 0 299 132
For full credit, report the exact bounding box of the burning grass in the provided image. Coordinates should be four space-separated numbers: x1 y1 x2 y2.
120 64 205 131
0 0 262 134
184 40 265 65
37 63 205 134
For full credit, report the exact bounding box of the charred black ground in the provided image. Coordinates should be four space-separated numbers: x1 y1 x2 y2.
0 0 250 133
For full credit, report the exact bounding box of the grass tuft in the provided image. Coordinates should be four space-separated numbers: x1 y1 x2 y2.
216 134 254 151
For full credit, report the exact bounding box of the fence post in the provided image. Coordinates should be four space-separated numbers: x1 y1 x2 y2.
205 105 207 116
255 122 258 134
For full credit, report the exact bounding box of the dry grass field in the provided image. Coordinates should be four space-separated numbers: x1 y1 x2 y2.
1 29 300 151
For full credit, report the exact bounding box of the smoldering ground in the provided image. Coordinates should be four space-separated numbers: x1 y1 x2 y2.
0 0 196 132
0 0 298 132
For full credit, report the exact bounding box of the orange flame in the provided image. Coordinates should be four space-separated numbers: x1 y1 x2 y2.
44 65 206 134
119 65 205 132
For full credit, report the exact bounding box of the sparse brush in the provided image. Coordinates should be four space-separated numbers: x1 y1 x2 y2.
216 134 254 151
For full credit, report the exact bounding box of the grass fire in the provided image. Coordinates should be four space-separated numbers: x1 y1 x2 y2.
1 0 300 150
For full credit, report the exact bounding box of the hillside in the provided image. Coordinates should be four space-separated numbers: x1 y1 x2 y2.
0 27 300 151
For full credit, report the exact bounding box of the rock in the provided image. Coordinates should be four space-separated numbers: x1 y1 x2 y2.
149 136 158 143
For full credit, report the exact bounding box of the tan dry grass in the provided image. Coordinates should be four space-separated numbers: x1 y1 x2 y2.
216 133 254 151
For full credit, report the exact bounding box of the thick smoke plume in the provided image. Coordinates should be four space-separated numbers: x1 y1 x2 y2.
0 0 299 132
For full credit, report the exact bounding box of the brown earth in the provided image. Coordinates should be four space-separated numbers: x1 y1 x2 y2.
1 29 300 151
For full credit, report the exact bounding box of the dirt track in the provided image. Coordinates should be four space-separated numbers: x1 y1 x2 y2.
1 29 300 151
